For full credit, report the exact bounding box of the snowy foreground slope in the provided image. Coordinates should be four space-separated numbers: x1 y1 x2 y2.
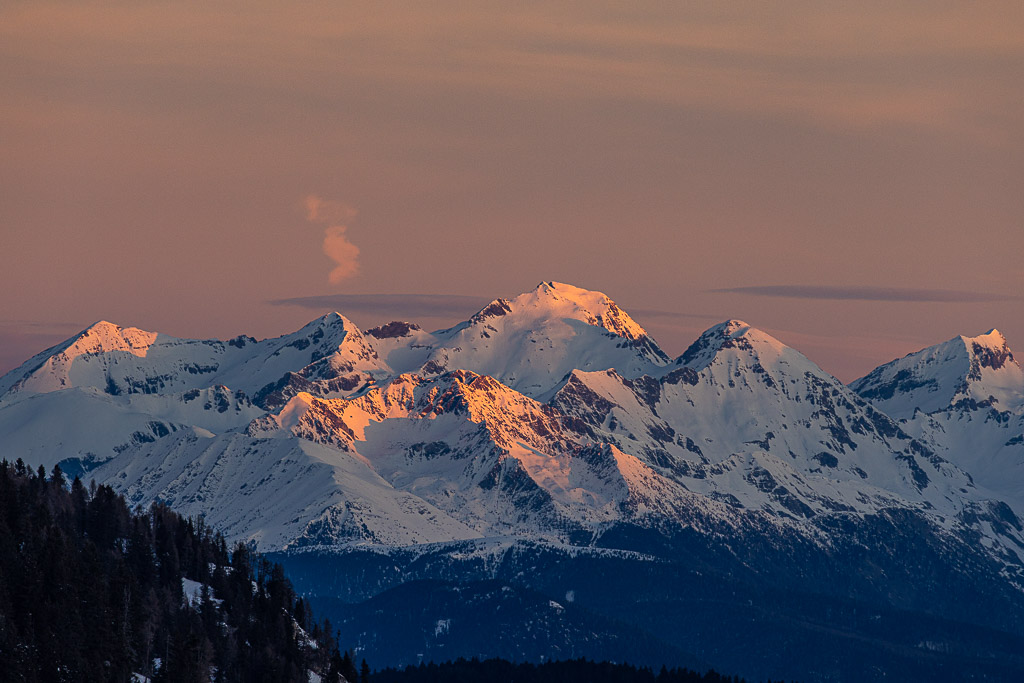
4 281 1024 679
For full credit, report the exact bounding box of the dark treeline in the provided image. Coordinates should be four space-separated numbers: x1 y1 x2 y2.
373 658 794 683
0 458 367 682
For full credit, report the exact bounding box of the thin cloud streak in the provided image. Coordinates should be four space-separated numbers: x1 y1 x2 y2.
268 293 493 320
708 285 1021 303
0 320 84 331
628 308 723 322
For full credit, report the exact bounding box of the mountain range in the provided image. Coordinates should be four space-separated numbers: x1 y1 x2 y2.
3 281 1024 681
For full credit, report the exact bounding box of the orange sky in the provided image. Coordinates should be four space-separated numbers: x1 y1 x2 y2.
1 1 1022 381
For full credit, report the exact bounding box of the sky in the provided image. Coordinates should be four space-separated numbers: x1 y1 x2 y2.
1 1 1022 382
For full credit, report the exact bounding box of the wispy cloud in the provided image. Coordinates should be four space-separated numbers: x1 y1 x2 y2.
303 195 360 284
0 320 84 331
268 293 492 320
708 285 1021 303
628 308 722 322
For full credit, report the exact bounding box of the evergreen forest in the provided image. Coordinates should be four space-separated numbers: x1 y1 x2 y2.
0 459 366 682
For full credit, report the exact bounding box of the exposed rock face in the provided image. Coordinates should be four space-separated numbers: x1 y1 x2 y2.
366 321 422 339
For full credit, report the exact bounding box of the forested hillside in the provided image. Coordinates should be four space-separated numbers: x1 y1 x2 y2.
0 459 365 682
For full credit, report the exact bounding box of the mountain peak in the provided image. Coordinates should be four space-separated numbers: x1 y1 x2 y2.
374 283 669 398
84 319 119 332
980 328 1004 341
300 311 348 329
0 320 163 398
852 329 1023 418
675 320 792 372
713 319 753 336
533 280 567 295
961 328 1008 351
515 282 650 342
281 311 362 352
287 311 368 350
70 320 159 354
961 329 1016 374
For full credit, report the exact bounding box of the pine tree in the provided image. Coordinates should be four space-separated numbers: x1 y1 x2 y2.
326 646 345 683
342 650 359 682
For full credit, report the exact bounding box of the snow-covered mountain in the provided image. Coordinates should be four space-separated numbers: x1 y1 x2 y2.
1 286 1021 558
0 312 387 406
5 282 1024 680
852 330 1024 516
851 329 1024 419
552 320 976 522
366 281 670 399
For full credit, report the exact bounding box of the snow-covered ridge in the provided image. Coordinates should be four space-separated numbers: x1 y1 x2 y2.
0 311 386 406
553 322 976 521
1 283 1022 573
362 281 670 399
667 319 808 376
0 321 159 395
527 281 650 341
852 329 1024 519
851 329 1024 419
